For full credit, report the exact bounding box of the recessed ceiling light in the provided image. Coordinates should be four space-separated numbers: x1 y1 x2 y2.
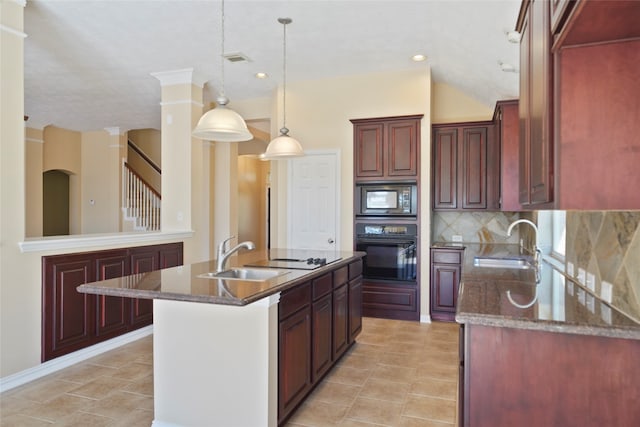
255 72 268 79
411 54 427 62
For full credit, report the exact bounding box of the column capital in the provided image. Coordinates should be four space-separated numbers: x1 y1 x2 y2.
151 68 207 88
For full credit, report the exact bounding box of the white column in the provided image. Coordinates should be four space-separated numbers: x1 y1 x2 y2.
151 69 210 262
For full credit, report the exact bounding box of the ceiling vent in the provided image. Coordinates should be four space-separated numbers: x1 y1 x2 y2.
224 52 251 63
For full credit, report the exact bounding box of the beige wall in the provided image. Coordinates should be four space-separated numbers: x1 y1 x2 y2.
25 127 44 237
238 156 269 250
81 130 121 234
267 68 433 318
431 82 494 123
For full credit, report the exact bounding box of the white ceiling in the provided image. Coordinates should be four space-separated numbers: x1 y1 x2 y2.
24 0 521 132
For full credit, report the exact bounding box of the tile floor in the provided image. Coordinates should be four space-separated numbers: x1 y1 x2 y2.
0 318 459 427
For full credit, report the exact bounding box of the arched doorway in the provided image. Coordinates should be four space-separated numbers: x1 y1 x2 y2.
43 170 70 236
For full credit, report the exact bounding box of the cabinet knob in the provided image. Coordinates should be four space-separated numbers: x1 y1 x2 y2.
328 238 335 244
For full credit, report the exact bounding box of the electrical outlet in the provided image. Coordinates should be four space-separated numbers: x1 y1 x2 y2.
567 262 574 277
452 235 463 242
601 281 613 303
577 268 586 285
586 272 596 292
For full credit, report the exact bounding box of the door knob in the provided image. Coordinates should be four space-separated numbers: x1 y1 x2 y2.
328 238 335 244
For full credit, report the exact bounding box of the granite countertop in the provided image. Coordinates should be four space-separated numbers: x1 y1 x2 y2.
78 249 364 306
437 242 640 339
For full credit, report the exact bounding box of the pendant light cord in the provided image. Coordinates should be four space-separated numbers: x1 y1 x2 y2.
219 0 226 102
278 18 292 135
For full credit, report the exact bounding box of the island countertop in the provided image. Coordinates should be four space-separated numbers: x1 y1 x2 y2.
77 248 365 306
444 242 640 339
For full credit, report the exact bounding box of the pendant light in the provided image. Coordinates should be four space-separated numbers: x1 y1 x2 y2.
262 18 304 159
192 0 252 142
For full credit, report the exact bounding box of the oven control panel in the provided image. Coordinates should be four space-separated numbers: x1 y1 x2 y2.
356 223 417 237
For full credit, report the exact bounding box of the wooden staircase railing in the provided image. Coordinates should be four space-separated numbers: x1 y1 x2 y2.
122 161 161 231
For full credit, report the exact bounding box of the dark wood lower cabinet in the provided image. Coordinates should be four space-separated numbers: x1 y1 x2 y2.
462 324 640 426
279 259 363 425
42 242 183 362
430 248 463 322
362 281 419 321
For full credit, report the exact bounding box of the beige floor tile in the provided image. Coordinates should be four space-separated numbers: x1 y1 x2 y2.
338 418 388 427
20 393 95 422
0 414 53 426
402 395 457 424
0 396 40 418
121 373 154 397
358 377 410 403
50 363 118 385
410 378 457 401
376 351 423 368
370 364 417 384
325 365 372 387
108 361 153 382
66 376 132 400
286 400 349 426
106 408 154 427
338 352 380 370
346 396 404 426
81 390 149 419
398 415 455 427
53 411 114 427
415 362 459 382
8 379 80 404
308 380 361 407
383 341 427 354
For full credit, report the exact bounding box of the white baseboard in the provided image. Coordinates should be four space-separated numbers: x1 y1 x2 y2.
0 326 153 393
420 314 432 323
151 420 182 427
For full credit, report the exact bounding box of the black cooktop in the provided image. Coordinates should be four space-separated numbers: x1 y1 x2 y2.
245 253 342 270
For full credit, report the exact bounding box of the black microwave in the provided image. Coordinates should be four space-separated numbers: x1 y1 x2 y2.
355 183 417 217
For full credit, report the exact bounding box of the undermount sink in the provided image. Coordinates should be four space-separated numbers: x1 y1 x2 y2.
473 256 534 270
198 268 289 282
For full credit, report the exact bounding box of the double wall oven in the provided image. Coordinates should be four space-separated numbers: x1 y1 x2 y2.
354 182 420 321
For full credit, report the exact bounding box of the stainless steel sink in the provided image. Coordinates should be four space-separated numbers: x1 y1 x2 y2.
198 268 290 282
473 256 534 270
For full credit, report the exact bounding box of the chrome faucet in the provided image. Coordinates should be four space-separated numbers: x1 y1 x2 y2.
507 219 540 255
216 236 256 273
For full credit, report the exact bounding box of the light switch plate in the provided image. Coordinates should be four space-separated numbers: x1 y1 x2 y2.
452 235 463 242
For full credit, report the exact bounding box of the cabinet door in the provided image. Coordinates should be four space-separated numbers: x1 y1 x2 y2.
42 257 94 361
94 252 129 339
387 120 418 177
312 293 333 381
460 126 488 210
431 263 460 317
433 127 458 209
348 277 363 342
354 123 384 178
159 243 183 268
129 248 159 327
333 283 349 359
278 306 312 422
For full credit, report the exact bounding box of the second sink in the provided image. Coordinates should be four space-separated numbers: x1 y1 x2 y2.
199 268 290 282
473 256 534 270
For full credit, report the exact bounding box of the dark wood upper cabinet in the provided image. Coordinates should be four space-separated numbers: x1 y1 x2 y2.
517 0 640 209
352 115 422 182
494 100 521 212
432 122 498 211
517 0 554 207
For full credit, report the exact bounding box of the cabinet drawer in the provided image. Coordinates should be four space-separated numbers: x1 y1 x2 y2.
280 282 311 320
312 273 332 300
432 250 462 264
333 266 349 288
348 259 363 280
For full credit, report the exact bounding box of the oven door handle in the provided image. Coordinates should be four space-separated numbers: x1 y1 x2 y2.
357 238 417 245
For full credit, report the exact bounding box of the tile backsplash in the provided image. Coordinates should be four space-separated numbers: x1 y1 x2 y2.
566 211 640 322
432 211 521 244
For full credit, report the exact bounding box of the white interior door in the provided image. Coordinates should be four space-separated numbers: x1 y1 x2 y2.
288 151 340 250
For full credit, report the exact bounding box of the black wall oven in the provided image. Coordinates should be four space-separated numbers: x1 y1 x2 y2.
355 223 417 282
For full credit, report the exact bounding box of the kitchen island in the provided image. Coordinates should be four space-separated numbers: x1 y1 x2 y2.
78 248 365 427
452 243 640 427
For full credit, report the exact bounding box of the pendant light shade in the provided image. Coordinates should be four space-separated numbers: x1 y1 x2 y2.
192 96 253 142
192 0 251 142
262 18 304 159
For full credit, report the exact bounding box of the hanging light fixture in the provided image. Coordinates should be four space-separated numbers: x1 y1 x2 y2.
192 0 252 142
262 18 304 159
